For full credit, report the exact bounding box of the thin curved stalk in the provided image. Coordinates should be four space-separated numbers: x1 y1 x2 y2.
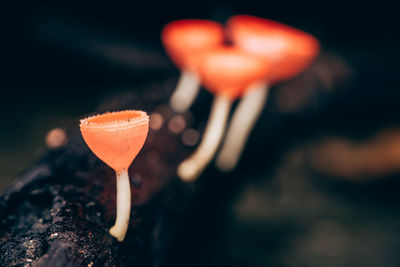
170 70 201 112
178 94 232 181
109 169 131 242
216 83 269 171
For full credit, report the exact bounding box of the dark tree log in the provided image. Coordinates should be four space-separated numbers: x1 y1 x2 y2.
0 51 351 267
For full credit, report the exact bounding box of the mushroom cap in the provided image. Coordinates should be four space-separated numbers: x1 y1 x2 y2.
198 47 271 99
80 110 149 172
162 19 225 72
227 15 320 83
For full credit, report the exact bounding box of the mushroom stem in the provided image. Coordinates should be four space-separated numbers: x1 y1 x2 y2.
109 169 131 242
216 83 269 171
178 94 232 181
170 70 201 112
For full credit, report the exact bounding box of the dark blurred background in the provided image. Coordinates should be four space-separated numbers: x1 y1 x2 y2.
2 1 400 266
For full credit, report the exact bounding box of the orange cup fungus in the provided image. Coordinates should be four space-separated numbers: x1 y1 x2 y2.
216 15 320 171
162 19 225 71
162 19 225 112
80 110 149 172
198 47 270 99
80 110 149 242
178 47 271 181
227 15 320 84
162 15 321 177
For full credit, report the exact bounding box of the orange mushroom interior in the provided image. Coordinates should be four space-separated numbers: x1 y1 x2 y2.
82 110 146 125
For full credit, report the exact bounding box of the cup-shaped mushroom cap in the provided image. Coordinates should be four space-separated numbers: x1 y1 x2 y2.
198 47 271 99
162 19 225 71
80 110 149 172
227 15 320 83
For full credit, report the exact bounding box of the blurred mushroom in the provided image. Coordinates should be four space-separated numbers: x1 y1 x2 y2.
80 110 149 242
216 15 320 171
162 19 225 112
178 47 271 181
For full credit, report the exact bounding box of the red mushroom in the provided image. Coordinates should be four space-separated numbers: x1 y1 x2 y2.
216 15 320 171
178 47 271 181
162 19 225 112
80 110 149 242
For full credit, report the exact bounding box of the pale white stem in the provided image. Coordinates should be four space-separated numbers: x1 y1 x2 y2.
109 169 131 242
170 70 201 113
216 83 269 172
178 94 232 181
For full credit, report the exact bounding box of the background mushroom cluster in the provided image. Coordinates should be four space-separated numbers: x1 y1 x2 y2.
162 16 320 181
